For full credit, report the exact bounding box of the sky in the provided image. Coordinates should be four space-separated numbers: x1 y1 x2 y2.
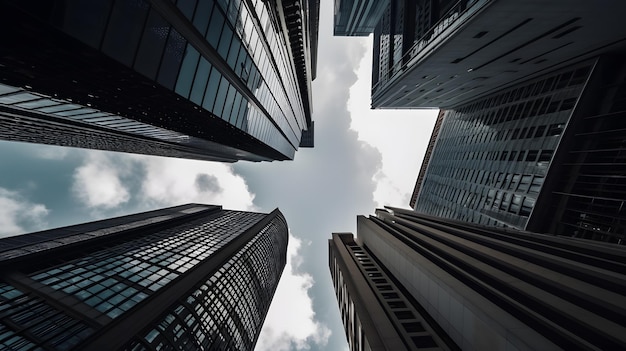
0 1 437 350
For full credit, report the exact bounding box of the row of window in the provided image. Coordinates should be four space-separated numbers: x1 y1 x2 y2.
0 283 94 350
22 0 300 156
456 66 591 114
177 0 305 139
416 65 592 227
26 210 262 328
129 213 287 350
174 0 303 146
0 83 188 142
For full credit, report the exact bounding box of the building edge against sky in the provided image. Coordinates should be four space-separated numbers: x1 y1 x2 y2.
0 0 319 162
0 204 288 350
329 207 626 351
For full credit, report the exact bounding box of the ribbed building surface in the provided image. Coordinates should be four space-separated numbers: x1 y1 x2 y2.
0 204 288 350
330 207 626 350
333 0 389 36
0 0 319 162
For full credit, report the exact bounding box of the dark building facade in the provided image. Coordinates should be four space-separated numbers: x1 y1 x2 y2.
412 56 626 243
368 0 626 109
329 207 626 350
0 204 288 350
0 0 319 162
334 0 626 243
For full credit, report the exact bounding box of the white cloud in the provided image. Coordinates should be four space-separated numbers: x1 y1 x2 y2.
72 152 131 209
256 234 331 351
0 187 49 238
137 156 255 211
34 145 71 160
347 35 438 209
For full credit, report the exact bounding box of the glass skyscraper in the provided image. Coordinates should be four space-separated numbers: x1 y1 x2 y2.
329 207 626 350
413 61 593 229
0 0 319 162
0 204 288 350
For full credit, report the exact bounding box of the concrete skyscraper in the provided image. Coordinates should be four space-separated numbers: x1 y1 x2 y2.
329 207 626 351
0 204 288 350
0 0 319 162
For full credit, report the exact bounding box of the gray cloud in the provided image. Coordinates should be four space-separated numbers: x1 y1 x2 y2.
194 173 222 193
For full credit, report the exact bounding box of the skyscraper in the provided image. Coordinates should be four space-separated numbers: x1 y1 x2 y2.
0 0 319 162
333 0 626 242
411 56 626 243
0 203 288 350
367 0 626 110
329 207 626 350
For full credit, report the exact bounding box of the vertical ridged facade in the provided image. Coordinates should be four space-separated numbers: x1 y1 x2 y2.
330 207 626 350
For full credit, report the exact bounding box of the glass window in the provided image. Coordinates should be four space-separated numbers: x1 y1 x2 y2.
237 100 249 129
175 45 201 98
190 58 211 105
217 24 234 59
231 93 242 125
134 10 170 80
55 0 113 48
222 86 236 123
193 0 214 35
213 77 230 117
0 92 40 104
177 0 197 19
227 38 241 69
158 29 187 90
101 0 150 66
202 69 221 112
0 83 19 96
206 9 225 48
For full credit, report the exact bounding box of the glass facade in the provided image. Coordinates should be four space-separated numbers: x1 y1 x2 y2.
0 204 288 350
415 62 593 229
0 0 317 161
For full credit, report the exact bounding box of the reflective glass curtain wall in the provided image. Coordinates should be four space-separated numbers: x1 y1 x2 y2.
415 61 594 229
0 0 317 161
0 204 288 350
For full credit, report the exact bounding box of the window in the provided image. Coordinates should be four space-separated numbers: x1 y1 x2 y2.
101 1 150 66
175 46 200 98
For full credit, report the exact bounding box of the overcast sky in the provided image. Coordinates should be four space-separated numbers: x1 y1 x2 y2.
0 1 437 350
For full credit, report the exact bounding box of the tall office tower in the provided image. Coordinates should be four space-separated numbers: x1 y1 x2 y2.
0 0 319 162
412 57 626 243
329 207 626 351
0 204 288 350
